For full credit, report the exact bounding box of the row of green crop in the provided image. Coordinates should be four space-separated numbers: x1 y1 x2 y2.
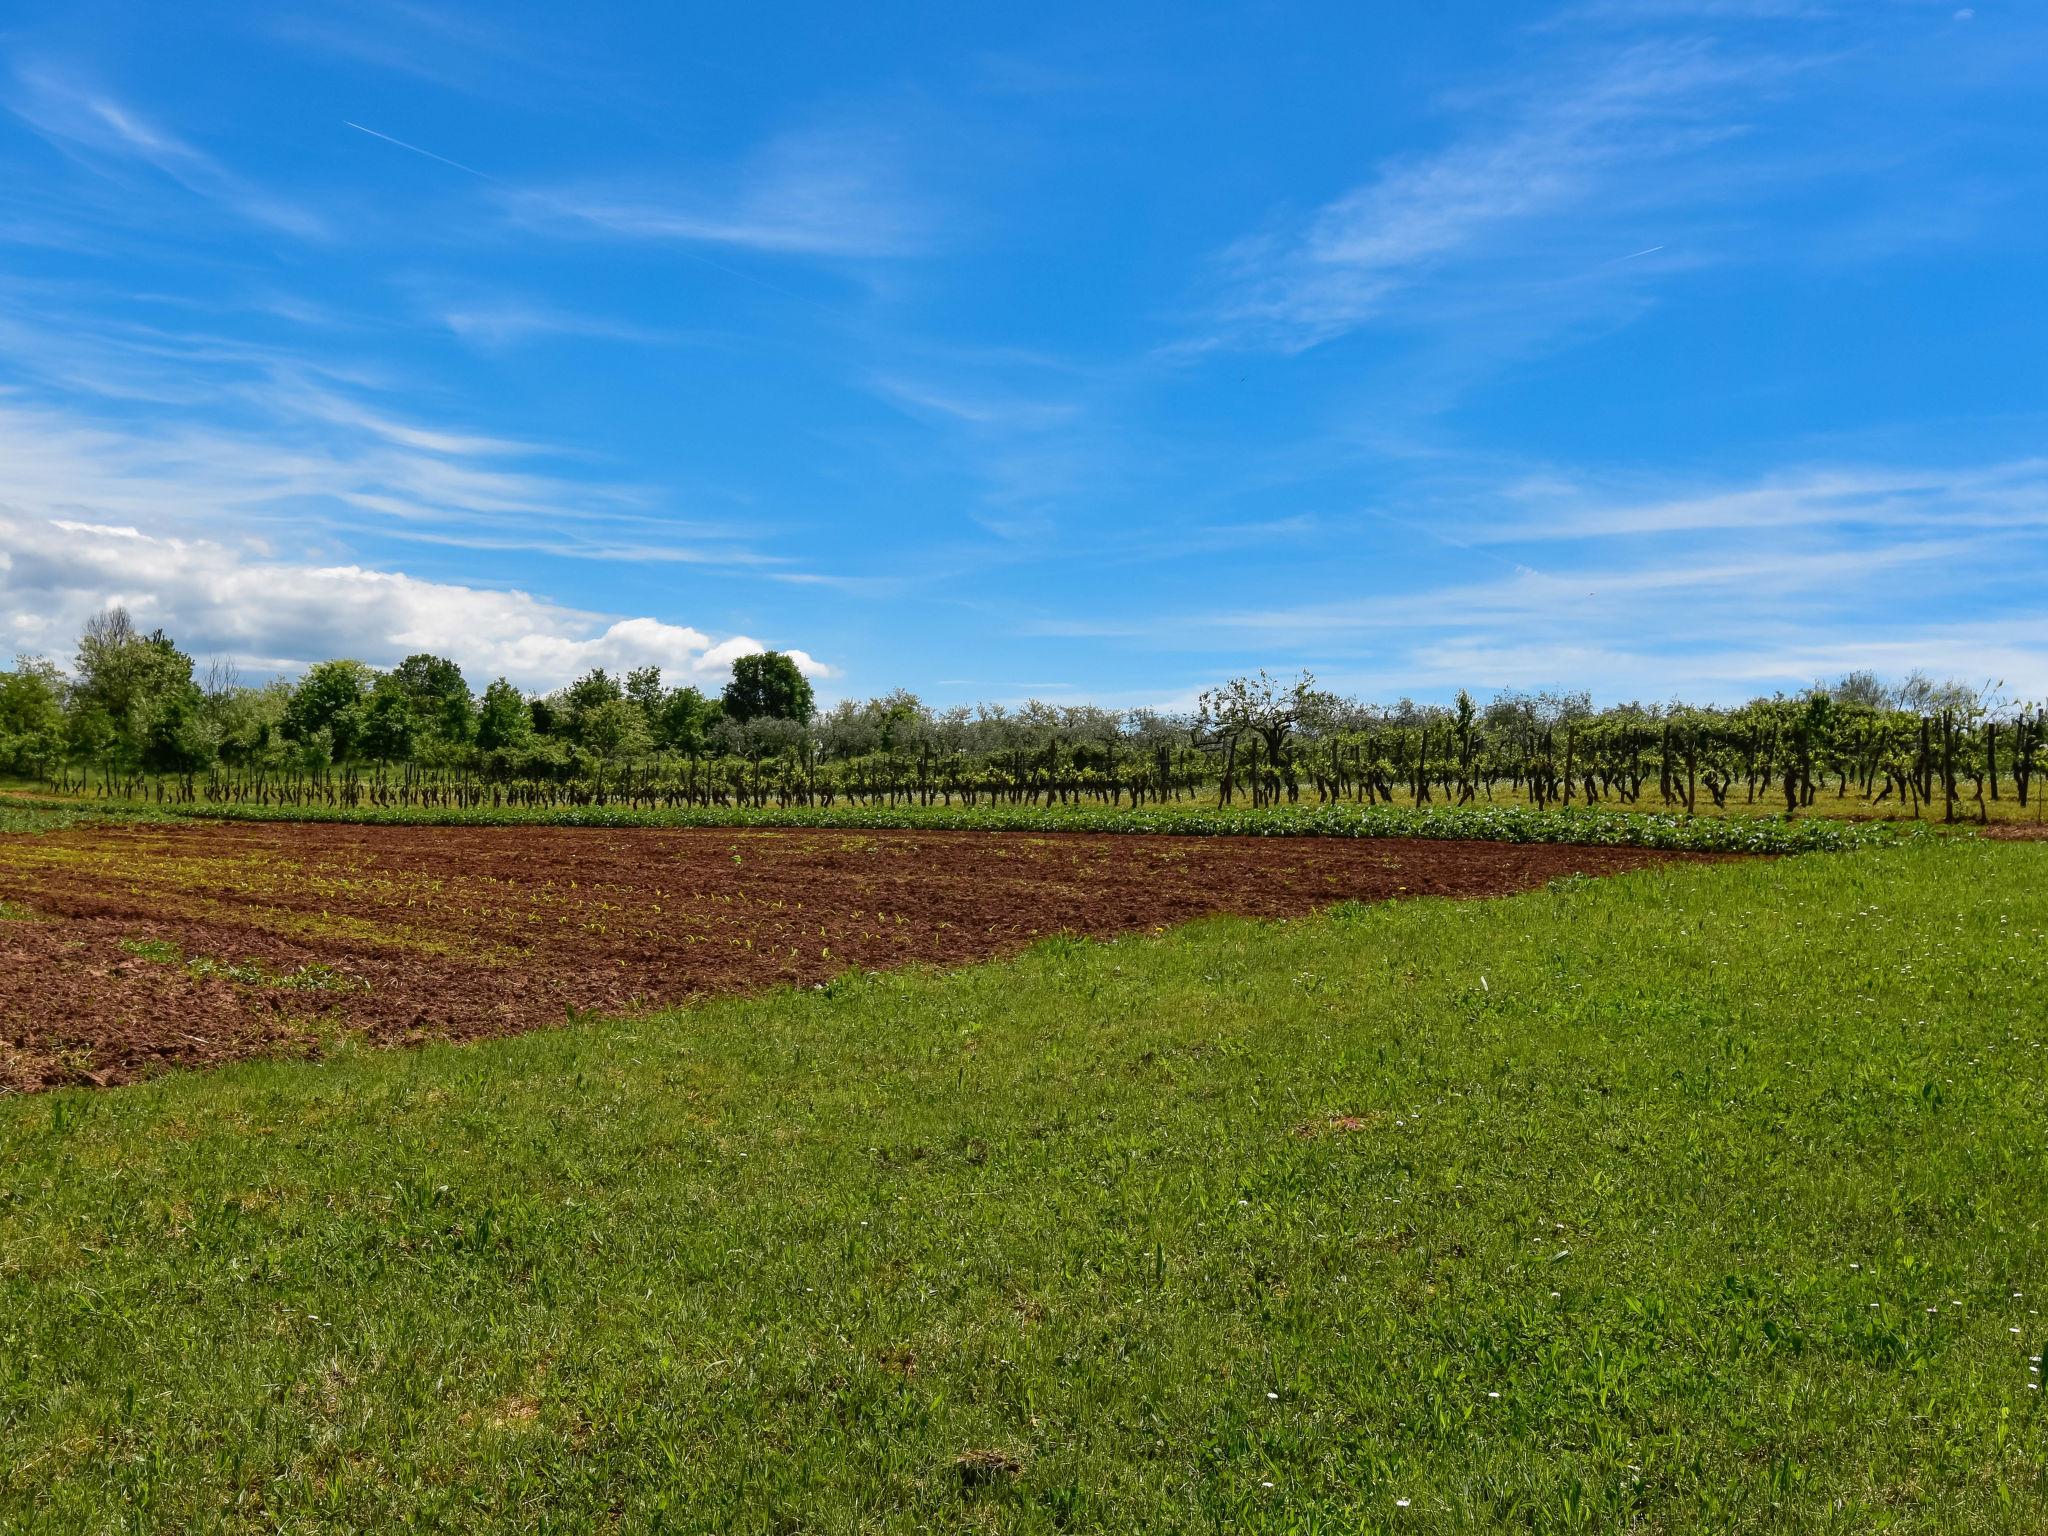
0 791 1927 854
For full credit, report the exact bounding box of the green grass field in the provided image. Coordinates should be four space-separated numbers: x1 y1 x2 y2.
4 838 2045 1531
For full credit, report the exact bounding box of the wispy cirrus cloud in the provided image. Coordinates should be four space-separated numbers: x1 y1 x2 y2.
1201 38 1779 353
1477 459 2048 542
0 279 781 557
435 300 673 351
270 2 528 91
0 337 831 683
868 374 1080 430
507 126 935 259
6 62 327 240
0 384 776 566
0 281 836 683
1195 0 2035 371
1210 538 1984 638
1013 452 2048 700
269 0 621 106
283 385 555 458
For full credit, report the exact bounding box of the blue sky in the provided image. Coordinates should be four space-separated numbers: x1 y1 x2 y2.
2 0 2044 705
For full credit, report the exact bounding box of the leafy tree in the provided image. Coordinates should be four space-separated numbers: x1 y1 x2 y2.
361 673 423 767
207 677 290 770
867 690 925 754
66 704 117 774
722 651 814 724
1197 669 1317 765
625 666 665 718
550 668 630 747
563 668 623 716
580 696 652 762
141 684 216 776
387 654 475 744
284 660 373 762
476 679 533 752
656 685 722 753
1830 670 1892 709
0 657 68 775
71 608 197 769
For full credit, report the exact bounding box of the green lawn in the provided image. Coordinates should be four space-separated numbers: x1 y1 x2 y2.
3 838 2045 1531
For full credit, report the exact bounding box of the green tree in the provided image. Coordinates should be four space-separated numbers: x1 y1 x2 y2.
66 705 117 775
0 657 68 776
552 668 626 746
580 696 652 762
141 684 216 776
475 679 533 752
387 654 475 745
284 660 373 762
563 668 623 714
360 673 423 767
722 651 814 724
656 685 722 753
71 608 198 771
865 690 925 754
625 666 665 718
206 676 290 771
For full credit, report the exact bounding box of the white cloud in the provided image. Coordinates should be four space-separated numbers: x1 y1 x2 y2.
436 302 671 350
0 387 766 565
285 387 551 457
0 509 826 690
1212 538 1984 639
1388 622 2048 702
868 374 1079 430
509 126 932 258
1208 40 1768 351
0 307 833 688
1015 451 2048 703
7 63 327 240
1476 459 2048 541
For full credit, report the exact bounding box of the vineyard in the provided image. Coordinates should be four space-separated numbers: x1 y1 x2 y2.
3 614 2040 827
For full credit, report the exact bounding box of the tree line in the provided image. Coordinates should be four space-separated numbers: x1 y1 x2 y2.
0 609 2039 823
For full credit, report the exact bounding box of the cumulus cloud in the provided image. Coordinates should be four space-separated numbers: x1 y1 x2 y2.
0 509 826 691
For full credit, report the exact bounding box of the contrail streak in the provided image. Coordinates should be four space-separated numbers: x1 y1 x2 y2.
344 121 498 182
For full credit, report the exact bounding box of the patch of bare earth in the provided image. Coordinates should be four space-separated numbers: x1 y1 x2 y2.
0 821 1719 1091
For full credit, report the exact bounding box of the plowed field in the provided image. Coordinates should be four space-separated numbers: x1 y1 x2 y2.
0 821 1709 1090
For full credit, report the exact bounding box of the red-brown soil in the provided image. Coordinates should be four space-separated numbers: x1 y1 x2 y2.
0 821 1710 1091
